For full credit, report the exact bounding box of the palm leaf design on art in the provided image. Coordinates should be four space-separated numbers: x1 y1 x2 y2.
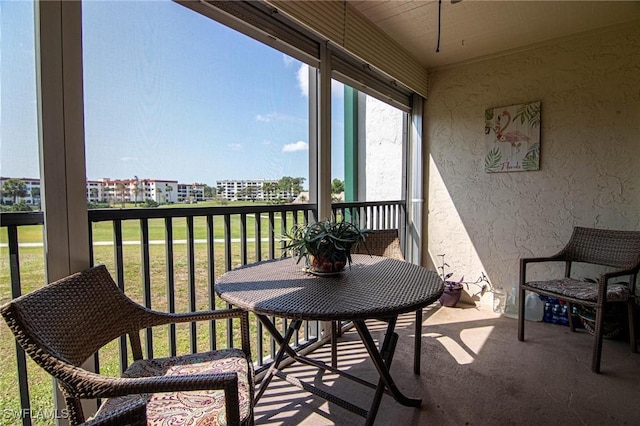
485 147 502 172
514 102 541 127
484 108 495 135
522 143 540 171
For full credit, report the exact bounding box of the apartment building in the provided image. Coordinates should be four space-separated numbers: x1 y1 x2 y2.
177 183 205 203
2 177 185 205
0 177 41 205
216 179 294 201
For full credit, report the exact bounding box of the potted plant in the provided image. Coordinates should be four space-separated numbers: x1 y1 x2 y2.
437 254 491 307
282 219 369 274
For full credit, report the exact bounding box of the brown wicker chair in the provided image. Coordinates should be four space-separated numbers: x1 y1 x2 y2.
518 226 640 373
80 400 147 426
1 265 254 425
344 229 424 374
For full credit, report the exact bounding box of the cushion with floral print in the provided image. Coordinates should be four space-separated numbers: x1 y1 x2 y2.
526 277 630 302
92 349 252 426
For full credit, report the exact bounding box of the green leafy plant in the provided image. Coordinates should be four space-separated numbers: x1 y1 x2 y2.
282 219 369 272
438 254 492 294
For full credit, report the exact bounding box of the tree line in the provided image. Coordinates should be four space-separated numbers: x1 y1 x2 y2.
1 176 346 210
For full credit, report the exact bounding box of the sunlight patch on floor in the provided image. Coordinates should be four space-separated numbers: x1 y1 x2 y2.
461 325 494 355
422 324 495 365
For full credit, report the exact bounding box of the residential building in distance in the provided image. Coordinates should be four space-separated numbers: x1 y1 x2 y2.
1 177 202 205
177 183 205 203
216 179 295 201
0 177 41 205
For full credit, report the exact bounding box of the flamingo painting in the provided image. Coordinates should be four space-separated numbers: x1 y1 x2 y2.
496 110 531 149
485 101 541 172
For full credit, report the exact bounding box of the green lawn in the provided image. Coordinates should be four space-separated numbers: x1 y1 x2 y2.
0 204 315 425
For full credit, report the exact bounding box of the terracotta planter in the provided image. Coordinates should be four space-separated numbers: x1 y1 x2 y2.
439 285 463 307
309 251 347 274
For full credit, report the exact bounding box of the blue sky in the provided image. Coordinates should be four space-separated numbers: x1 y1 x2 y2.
1 0 345 187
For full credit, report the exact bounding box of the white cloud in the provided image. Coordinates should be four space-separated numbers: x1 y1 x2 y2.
297 64 309 97
256 112 304 124
297 63 344 99
282 141 308 153
256 112 287 123
283 55 294 67
228 143 243 151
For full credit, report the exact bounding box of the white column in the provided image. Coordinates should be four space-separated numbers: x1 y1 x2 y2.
406 94 424 265
35 1 93 423
317 44 332 221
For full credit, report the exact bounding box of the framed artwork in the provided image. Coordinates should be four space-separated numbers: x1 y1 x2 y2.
484 101 541 172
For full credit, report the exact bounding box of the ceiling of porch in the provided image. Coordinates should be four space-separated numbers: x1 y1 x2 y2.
350 1 640 69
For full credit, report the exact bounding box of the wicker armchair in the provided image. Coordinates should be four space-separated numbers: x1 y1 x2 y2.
347 229 424 374
1 265 254 425
518 226 640 373
80 400 146 426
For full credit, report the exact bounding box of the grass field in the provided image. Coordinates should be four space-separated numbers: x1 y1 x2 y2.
0 203 317 425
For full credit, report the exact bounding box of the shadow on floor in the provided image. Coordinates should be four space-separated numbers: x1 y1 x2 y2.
254 303 640 425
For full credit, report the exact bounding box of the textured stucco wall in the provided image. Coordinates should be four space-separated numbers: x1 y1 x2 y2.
424 24 640 307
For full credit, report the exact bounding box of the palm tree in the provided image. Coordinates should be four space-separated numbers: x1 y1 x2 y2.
31 187 41 206
165 184 173 203
115 182 126 207
132 176 141 207
1 178 28 204
263 182 278 202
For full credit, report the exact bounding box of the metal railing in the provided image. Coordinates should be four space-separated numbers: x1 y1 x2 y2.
0 200 404 425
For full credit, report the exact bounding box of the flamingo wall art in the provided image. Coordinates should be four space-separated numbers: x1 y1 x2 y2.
484 101 541 172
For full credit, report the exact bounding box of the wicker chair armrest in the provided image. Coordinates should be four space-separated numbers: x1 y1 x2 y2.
520 256 568 285
600 268 638 282
142 307 248 327
520 255 566 266
600 269 638 280
65 366 242 400
82 399 147 426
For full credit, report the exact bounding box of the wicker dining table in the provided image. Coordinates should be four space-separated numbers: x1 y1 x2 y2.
215 254 444 425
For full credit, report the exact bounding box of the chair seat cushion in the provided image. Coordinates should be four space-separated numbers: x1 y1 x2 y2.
93 349 252 426
526 278 630 302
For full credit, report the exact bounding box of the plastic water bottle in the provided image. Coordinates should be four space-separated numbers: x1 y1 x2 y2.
544 302 553 323
493 287 507 314
560 305 569 326
552 304 561 324
524 292 544 321
503 284 519 319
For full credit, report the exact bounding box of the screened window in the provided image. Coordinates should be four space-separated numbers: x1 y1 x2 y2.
82 0 311 205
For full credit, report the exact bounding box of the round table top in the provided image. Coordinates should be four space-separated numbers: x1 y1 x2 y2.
215 254 444 321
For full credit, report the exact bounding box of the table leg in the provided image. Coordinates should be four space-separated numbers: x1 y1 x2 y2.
414 308 423 375
331 321 338 368
254 316 302 403
353 319 422 413
365 318 399 425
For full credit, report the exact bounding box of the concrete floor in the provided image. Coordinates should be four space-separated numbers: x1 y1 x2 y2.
253 304 640 425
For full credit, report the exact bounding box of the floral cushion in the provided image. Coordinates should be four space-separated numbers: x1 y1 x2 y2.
92 349 252 426
526 278 630 302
